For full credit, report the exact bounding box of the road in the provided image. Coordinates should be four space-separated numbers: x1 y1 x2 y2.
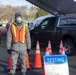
0 38 76 75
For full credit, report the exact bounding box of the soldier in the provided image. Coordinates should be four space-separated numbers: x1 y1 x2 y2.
6 12 31 75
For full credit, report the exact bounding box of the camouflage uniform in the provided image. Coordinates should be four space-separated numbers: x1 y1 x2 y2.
6 20 31 74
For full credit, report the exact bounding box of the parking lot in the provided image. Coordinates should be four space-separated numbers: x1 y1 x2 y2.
0 38 76 75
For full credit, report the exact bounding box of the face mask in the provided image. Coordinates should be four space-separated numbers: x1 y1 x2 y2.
16 17 22 23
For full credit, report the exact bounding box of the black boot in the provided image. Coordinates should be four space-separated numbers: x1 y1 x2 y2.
11 73 15 75
22 73 25 75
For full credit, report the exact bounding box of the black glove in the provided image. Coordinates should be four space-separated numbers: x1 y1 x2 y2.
27 49 30 54
7 49 11 54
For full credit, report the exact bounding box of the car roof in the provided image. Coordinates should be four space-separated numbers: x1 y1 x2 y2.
34 15 54 20
26 0 76 16
32 15 54 25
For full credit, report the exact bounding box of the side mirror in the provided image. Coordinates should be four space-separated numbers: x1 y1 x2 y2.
35 24 38 27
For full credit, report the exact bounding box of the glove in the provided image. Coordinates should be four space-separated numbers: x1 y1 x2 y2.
27 49 30 54
7 49 11 54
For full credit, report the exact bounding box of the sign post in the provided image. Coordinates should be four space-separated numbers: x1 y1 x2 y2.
43 55 69 75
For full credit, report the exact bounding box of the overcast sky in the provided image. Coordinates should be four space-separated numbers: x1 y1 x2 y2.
0 0 33 7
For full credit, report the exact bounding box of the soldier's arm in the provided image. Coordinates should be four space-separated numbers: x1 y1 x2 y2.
6 26 12 49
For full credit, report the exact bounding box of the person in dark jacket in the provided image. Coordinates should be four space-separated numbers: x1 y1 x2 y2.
6 12 31 75
6 22 10 30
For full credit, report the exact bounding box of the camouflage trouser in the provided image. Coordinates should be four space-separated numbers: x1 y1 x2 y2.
10 51 27 73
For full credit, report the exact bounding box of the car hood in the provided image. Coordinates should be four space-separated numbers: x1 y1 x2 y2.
26 0 76 16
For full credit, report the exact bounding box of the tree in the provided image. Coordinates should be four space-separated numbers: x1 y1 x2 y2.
28 6 38 20
35 8 49 19
0 5 49 21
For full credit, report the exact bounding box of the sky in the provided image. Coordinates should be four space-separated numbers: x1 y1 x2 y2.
0 0 33 7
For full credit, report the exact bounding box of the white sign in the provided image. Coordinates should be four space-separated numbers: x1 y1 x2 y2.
43 55 69 75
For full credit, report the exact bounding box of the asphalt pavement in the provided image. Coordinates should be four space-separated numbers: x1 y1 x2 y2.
0 38 76 75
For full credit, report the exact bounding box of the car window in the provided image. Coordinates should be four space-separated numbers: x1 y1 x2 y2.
40 18 51 29
59 18 76 26
48 17 56 30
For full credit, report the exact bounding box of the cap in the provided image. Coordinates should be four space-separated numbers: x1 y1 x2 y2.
15 12 22 18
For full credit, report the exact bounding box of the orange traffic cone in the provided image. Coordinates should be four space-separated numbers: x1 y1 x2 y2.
59 40 63 55
45 47 49 55
5 55 12 72
33 41 42 68
61 47 65 55
26 53 30 69
42 67 45 75
7 55 12 70
48 40 52 55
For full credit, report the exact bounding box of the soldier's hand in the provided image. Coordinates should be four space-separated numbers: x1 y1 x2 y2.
27 49 31 54
7 49 11 54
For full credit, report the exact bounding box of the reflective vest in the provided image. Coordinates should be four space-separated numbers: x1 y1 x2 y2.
11 24 26 43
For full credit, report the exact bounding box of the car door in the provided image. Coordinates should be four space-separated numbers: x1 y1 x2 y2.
33 17 56 43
